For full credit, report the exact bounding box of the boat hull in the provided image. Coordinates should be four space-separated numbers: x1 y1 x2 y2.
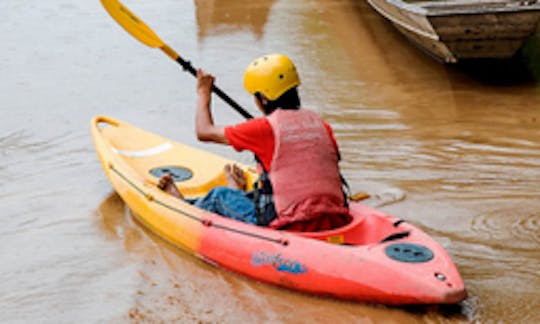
91 115 466 305
367 0 540 63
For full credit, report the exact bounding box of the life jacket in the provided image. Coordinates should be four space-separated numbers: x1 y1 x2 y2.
264 109 349 229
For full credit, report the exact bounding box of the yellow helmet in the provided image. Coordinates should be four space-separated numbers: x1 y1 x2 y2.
243 54 301 101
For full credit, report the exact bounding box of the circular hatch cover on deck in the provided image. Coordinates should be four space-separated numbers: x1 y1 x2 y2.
385 243 434 263
149 166 193 182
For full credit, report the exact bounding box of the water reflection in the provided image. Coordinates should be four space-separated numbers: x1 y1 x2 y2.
194 0 276 39
307 1 540 194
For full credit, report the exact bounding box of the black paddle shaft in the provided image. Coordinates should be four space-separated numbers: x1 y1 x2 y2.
175 56 254 120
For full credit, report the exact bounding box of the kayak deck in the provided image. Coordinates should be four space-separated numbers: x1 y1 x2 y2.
95 116 258 199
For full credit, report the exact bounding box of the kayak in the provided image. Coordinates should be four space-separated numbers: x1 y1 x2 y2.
91 115 466 305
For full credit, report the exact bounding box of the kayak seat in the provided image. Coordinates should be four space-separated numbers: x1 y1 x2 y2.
295 212 366 243
295 205 410 246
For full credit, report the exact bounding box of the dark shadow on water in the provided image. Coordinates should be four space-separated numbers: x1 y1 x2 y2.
455 32 540 86
455 56 538 86
400 302 470 321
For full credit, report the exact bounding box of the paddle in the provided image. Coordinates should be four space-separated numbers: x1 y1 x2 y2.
100 0 254 120
100 0 370 202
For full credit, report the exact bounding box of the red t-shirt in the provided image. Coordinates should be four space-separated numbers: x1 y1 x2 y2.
224 117 339 171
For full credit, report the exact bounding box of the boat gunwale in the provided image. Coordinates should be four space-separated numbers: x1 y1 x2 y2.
376 0 540 17
366 0 439 41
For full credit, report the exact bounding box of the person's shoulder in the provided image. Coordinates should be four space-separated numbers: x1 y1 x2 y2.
224 116 274 153
297 107 321 117
297 108 329 124
238 117 270 128
301 109 334 133
226 117 272 134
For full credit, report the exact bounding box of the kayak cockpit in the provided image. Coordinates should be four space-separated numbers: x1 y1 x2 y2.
294 203 410 246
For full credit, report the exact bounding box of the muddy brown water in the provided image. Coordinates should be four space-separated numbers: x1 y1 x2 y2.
1 0 539 322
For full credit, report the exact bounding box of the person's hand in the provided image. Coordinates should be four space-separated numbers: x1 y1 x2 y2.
197 69 215 96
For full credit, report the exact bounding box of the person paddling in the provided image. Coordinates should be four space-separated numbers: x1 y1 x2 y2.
192 54 350 232
101 0 349 231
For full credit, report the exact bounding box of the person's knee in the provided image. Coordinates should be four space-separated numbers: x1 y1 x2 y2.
206 186 231 199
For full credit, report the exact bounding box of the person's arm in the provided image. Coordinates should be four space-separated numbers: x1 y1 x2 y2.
195 69 229 144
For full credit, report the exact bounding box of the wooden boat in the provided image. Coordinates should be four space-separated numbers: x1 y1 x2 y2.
91 115 466 305
366 0 540 63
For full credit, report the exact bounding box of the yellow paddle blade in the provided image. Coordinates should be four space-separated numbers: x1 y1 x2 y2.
101 0 164 48
349 192 370 202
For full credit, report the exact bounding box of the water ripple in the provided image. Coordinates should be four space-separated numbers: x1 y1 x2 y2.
471 209 540 250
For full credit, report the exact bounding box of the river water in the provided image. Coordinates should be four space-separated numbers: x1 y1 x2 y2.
1 0 539 323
